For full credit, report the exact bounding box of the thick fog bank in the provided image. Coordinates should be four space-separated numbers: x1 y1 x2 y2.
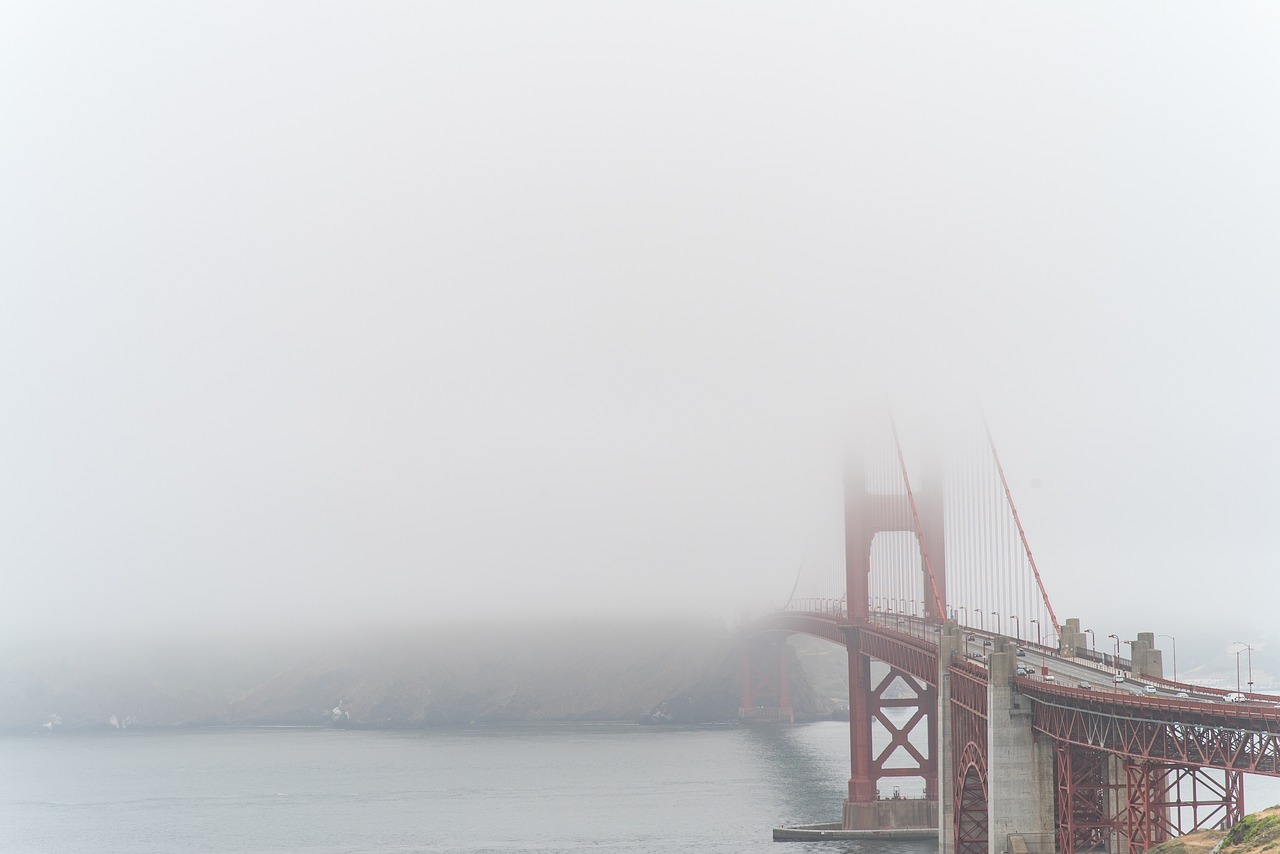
0 619 846 732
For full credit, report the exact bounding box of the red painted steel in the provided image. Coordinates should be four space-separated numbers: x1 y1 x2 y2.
746 614 1265 849
950 659 989 854
1116 761 1242 854
858 625 940 685
840 450 946 816
847 627 877 802
1022 681 1280 775
1055 744 1112 854
891 415 947 621
870 666 937 795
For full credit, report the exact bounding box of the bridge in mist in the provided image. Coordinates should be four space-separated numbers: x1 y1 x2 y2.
740 420 1280 854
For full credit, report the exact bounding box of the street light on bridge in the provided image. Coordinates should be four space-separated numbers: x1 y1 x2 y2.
991 611 1001 636
1029 618 1040 647
1084 629 1096 657
1233 642 1255 695
1010 615 1020 642
974 609 984 630
1107 633 1120 674
1040 631 1059 676
958 606 969 627
1158 634 1177 682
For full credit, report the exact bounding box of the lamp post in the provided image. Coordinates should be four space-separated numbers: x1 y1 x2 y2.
959 606 969 627
975 609 985 630
1040 632 1058 677
1084 629 1096 657
1107 633 1120 674
1157 634 1177 682
1010 615 1020 642
1030 618 1040 647
992 611 1002 636
1233 643 1254 695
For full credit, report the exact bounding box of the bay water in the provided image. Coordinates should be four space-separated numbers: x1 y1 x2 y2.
4 721 1278 853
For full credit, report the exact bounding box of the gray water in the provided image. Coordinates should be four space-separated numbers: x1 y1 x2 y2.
5 722 1280 853
0 721 935 854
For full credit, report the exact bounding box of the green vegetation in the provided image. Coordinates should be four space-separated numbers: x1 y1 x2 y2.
1146 806 1280 854
1222 809 1280 851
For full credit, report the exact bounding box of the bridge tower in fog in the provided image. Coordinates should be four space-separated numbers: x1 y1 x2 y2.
742 416 1263 853
840 432 946 830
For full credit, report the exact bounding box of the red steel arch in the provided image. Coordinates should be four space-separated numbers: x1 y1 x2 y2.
950 658 989 854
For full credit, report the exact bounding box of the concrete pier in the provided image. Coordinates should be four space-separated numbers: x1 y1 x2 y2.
774 821 939 841
938 623 961 854
986 639 1055 854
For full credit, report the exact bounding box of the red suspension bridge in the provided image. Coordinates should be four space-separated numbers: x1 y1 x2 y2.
742 420 1279 854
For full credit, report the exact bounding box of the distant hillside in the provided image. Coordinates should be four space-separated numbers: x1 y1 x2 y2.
0 620 850 731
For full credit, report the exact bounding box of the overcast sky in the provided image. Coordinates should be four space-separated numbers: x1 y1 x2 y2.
2 3 1278 664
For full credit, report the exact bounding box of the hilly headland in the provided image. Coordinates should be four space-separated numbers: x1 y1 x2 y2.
0 619 849 732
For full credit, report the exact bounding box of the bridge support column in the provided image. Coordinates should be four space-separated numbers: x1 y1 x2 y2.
938 622 960 854
1107 755 1129 854
844 627 878 813
778 644 792 722
738 635 794 723
739 645 754 718
842 625 941 832
986 641 1055 854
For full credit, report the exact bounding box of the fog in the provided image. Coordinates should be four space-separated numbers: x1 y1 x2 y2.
2 3 1278 671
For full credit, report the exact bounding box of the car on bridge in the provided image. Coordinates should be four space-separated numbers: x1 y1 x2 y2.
1144 685 1158 694
1077 680 1092 689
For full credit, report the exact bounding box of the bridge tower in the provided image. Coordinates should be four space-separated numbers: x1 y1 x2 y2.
738 634 795 723
841 447 946 831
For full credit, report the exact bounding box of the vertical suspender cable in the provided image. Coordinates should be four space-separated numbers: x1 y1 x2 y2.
983 415 1061 637
889 414 945 621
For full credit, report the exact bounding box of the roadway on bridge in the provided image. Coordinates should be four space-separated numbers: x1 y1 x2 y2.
872 613 1277 709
